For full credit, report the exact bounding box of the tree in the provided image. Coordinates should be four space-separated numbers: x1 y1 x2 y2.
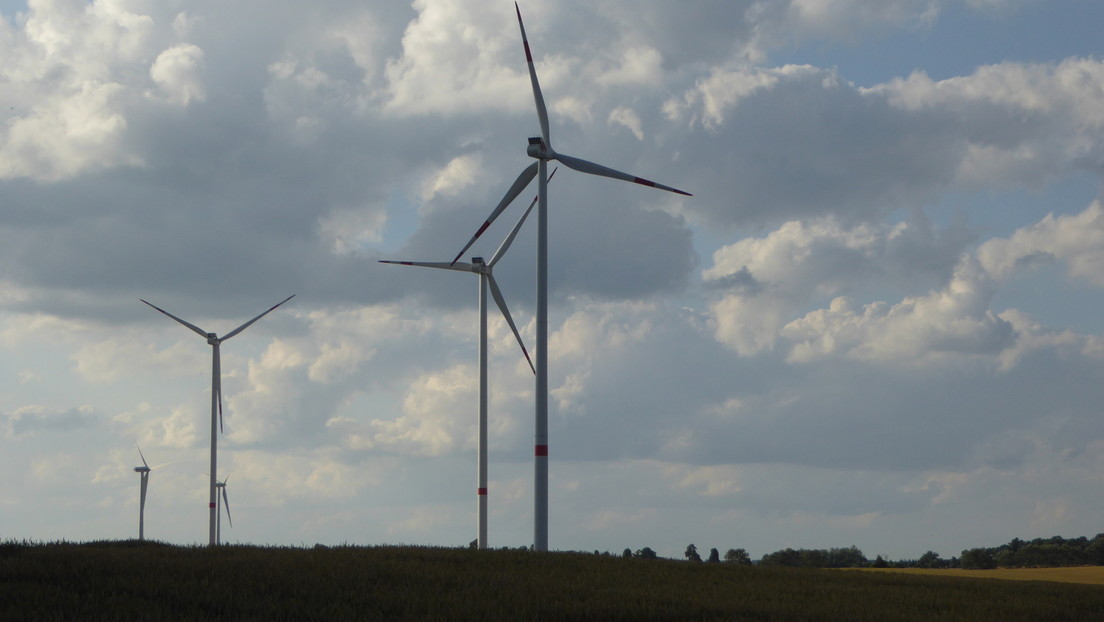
960 548 997 570
724 548 751 565
915 551 943 569
827 546 867 568
622 548 632 559
872 555 888 568
634 547 657 559
707 548 720 563
799 549 828 568
760 548 801 567
1086 537 1104 565
684 544 702 562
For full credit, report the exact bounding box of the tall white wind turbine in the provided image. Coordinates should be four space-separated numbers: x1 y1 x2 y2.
380 183 547 549
451 4 691 551
215 476 232 545
134 446 152 541
140 294 294 546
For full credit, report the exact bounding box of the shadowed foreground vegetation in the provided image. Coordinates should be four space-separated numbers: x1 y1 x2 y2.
3 541 1104 621
862 566 1104 586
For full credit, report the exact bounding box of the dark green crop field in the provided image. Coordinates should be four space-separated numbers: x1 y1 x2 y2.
3 541 1104 621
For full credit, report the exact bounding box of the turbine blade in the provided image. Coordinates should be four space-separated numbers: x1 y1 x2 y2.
222 487 232 527
379 260 473 273
554 152 692 196
221 294 295 342
450 163 538 265
140 299 209 339
489 166 556 267
137 444 149 469
516 3 550 147
487 274 535 374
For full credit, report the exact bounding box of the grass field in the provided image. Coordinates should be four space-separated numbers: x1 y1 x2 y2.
3 541 1104 621
861 565 1104 585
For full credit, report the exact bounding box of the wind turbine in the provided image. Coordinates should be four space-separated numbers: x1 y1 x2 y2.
215 475 232 545
134 446 152 541
140 294 295 546
451 4 690 551
380 179 549 549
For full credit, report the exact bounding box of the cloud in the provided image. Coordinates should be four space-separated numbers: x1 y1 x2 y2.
873 58 1104 188
418 153 483 203
781 257 1016 364
978 200 1104 286
0 0 178 180
5 405 98 438
736 0 942 63
666 57 1104 229
381 0 529 116
704 215 974 356
149 43 206 105
2 0 1104 560
608 106 644 140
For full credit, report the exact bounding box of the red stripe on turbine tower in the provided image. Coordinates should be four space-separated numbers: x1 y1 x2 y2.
535 445 548 457
209 502 216 509
478 488 488 495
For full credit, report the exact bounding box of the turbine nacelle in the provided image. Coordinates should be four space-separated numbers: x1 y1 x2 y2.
470 257 489 275
527 137 552 160
134 466 151 473
206 333 219 345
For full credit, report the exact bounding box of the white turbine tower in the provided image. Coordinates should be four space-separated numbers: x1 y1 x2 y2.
134 446 152 541
451 4 690 551
215 475 232 545
140 294 294 546
380 181 549 549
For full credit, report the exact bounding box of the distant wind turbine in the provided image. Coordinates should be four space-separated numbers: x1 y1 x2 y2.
140 294 294 546
380 178 549 549
215 475 232 545
451 4 690 551
134 446 152 541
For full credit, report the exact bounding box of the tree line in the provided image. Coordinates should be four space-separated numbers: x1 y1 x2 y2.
610 533 1104 569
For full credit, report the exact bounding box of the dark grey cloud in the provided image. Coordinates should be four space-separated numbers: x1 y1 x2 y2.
704 266 764 294
7 407 100 437
669 68 963 228
665 346 1104 473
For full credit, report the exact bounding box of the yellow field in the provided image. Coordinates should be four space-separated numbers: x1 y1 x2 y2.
860 566 1104 586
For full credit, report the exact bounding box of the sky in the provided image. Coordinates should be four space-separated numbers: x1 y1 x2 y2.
2 0 1104 561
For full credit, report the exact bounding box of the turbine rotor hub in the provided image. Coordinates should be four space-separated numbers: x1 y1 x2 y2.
526 137 552 160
